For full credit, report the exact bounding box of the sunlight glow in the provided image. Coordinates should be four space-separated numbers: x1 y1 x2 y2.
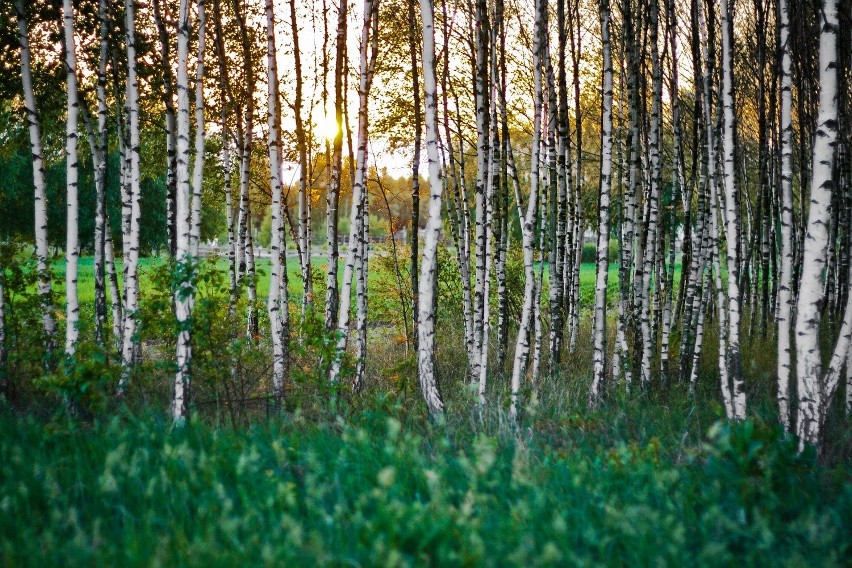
315 113 339 141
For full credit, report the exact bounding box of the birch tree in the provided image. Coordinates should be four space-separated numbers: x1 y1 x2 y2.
416 0 445 417
172 0 194 421
14 0 56 357
61 0 80 357
590 0 613 406
119 0 143 390
718 0 746 419
190 0 206 257
82 0 112 347
153 0 179 256
795 0 846 447
329 0 379 387
265 0 287 409
777 0 795 432
326 0 348 333
510 0 544 422
289 0 313 312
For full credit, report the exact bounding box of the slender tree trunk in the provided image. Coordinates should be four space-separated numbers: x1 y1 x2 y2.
510 0 544 422
616 0 639 387
190 0 206 257
408 0 422 363
153 0 179 257
119 0 143 391
795 0 841 447
173 0 194 422
660 0 681 376
265 0 286 410
326 0 347 333
719 0 746 419
233 0 257 336
470 0 491 385
104 215 123 350
590 0 614 406
91 0 110 347
289 0 313 313
329 0 379 387
15 0 56 358
211 0 237 306
416 0 445 417
639 0 663 387
495 0 510 372
776 0 795 432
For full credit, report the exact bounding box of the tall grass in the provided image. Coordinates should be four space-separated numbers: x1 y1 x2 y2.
0 395 848 566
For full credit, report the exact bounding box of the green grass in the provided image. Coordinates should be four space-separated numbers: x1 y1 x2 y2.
56 255 674 309
0 399 848 566
57 256 326 305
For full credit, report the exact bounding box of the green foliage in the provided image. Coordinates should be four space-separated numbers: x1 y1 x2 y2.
580 239 620 264
0 407 847 566
288 305 351 415
37 345 119 416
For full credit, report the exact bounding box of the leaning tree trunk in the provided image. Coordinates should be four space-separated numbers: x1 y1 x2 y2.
15 0 56 358
416 0 445 417
172 0 194 422
590 0 614 407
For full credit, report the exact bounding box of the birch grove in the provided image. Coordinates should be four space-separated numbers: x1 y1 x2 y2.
1 0 850 451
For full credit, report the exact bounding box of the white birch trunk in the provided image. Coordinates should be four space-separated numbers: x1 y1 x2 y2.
119 0 143 390
325 0 347 333
190 0 206 258
104 215 123 350
15 0 56 355
776 0 794 432
795 0 840 447
416 0 445 417
639 0 663 387
172 0 194 421
509 0 544 422
265 0 286 409
719 0 746 419
92 0 109 346
329 0 378 386
62 0 80 357
590 0 613 406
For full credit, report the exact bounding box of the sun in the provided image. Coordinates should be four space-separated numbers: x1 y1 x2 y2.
315 112 339 141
